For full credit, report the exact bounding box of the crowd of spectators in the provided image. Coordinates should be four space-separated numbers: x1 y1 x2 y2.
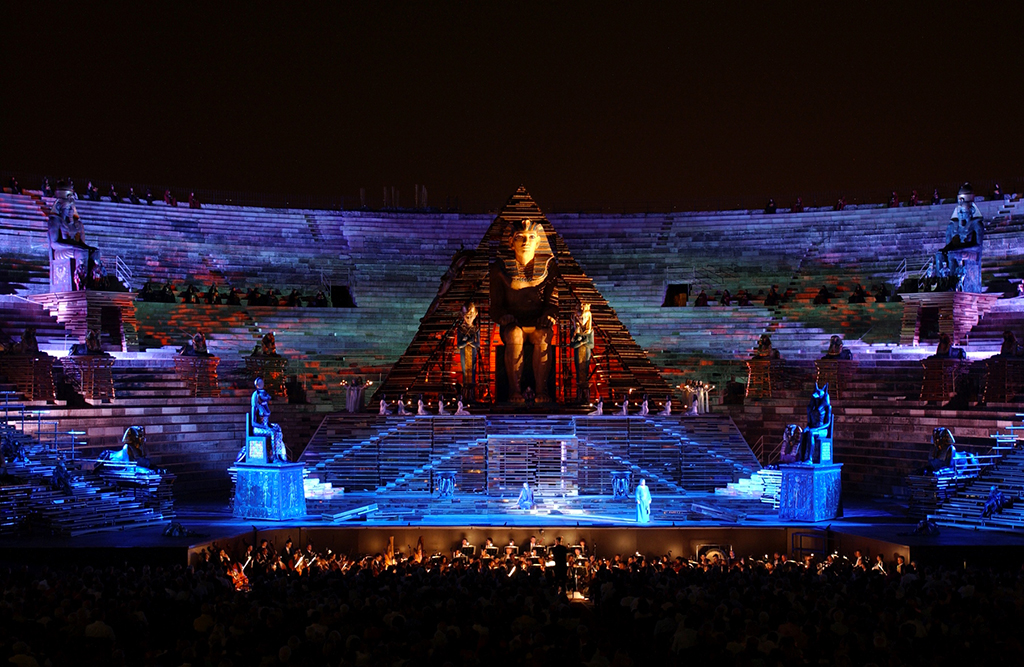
137 283 331 308
1 540 1022 666
671 283 899 309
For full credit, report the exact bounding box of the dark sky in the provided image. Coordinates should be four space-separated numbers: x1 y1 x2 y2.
3 2 1022 211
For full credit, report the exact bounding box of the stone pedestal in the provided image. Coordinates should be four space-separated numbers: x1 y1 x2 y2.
921 358 966 402
61 355 115 400
435 471 456 498
984 357 1024 403
1 354 55 401
174 356 220 397
779 463 843 522
611 471 632 499
30 291 139 351
745 359 783 399
899 292 998 346
814 359 854 399
233 463 307 520
245 356 288 397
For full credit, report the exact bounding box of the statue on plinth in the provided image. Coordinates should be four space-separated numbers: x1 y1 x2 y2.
571 303 595 403
753 334 781 359
456 301 480 402
929 333 965 360
822 335 853 360
936 183 985 293
796 383 832 464
252 332 278 357
490 219 558 403
251 377 287 462
46 182 96 292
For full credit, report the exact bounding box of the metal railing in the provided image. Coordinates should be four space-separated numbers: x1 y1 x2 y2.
115 255 133 290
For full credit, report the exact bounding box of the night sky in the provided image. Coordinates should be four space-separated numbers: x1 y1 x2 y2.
3 3 1022 212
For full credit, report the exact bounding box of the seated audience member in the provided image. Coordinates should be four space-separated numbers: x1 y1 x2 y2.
313 290 330 307
180 284 201 304
693 290 709 307
719 289 732 306
992 183 1002 200
247 287 264 306
164 189 177 207
813 285 831 305
264 289 280 307
909 189 920 207
736 289 751 307
764 285 781 306
764 198 777 214
87 181 101 201
791 197 804 213
872 284 887 303
42 176 53 196
848 284 868 303
286 289 303 307
205 285 222 305
146 187 154 205
138 282 155 302
226 287 242 305
834 196 847 211
888 190 899 207
108 184 121 203
128 187 140 205
931 188 942 205
160 283 176 303
9 177 22 195
189 191 201 209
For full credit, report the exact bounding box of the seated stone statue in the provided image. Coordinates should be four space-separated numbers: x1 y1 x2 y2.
46 182 96 292
490 219 558 403
822 335 853 360
753 334 781 359
260 332 278 356
778 424 804 464
250 377 287 462
930 333 965 360
796 384 832 463
943 183 984 251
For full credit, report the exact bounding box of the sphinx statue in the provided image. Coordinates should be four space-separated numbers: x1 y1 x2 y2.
490 219 558 402
570 303 595 403
97 426 151 470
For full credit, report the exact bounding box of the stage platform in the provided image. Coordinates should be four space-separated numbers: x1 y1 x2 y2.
4 496 1024 570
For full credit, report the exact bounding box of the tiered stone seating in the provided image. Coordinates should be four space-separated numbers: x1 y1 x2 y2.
930 416 1024 531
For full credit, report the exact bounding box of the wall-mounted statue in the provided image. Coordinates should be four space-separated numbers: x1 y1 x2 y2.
490 219 558 403
456 301 480 401
571 302 595 403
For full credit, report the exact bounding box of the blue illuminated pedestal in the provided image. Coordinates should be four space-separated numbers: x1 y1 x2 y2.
233 463 307 520
779 463 843 522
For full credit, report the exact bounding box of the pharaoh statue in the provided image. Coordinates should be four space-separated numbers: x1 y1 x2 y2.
46 182 97 292
940 183 985 293
753 334 780 359
456 301 480 401
796 384 832 463
823 335 852 360
250 377 287 462
490 219 558 402
778 424 804 464
570 302 595 403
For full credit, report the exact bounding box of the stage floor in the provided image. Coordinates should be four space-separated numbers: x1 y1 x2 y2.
3 495 1024 570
